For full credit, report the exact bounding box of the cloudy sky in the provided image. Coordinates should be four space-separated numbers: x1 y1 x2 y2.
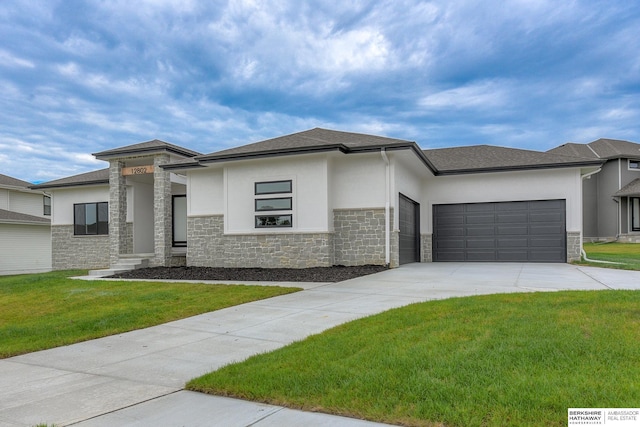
1 1 639 183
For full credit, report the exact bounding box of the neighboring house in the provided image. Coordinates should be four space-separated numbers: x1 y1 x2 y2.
549 138 640 242
0 173 51 275
33 128 603 272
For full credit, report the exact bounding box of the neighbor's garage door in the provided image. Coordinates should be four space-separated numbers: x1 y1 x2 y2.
433 200 566 262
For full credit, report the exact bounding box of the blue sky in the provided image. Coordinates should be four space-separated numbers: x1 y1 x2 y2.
1 1 639 183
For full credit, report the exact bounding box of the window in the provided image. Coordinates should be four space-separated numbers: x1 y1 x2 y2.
43 195 51 216
629 160 640 170
255 197 292 211
633 198 640 232
74 202 108 235
255 180 292 195
255 215 292 228
254 180 293 228
172 195 187 247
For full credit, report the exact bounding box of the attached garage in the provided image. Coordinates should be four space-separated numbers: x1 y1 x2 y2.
433 200 566 262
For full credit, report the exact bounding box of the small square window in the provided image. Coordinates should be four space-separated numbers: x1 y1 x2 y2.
629 160 640 170
74 202 108 235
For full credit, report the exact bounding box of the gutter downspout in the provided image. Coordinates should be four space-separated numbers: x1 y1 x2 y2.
381 148 390 266
580 168 621 264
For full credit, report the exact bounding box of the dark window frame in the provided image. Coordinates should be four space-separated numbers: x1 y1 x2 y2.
255 215 293 228
632 197 640 232
172 195 187 247
255 180 292 195
43 195 51 216
74 202 108 236
255 197 293 212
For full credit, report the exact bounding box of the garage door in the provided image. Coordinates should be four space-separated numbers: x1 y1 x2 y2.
433 200 566 262
399 194 420 264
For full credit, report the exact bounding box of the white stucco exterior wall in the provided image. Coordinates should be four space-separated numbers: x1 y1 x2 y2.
188 168 224 216
223 154 330 233
423 168 583 233
330 152 386 210
392 151 427 231
50 186 110 225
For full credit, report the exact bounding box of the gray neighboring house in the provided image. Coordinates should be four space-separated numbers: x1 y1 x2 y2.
34 128 603 272
549 138 640 242
0 173 51 275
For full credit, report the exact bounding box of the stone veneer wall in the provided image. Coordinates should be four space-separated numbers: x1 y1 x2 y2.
52 225 110 270
187 215 333 268
421 233 433 262
333 208 392 267
566 231 581 262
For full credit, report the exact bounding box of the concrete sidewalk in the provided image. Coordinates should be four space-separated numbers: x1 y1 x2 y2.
2 263 640 426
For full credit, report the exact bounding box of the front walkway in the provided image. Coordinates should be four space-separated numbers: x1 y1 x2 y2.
2 263 640 426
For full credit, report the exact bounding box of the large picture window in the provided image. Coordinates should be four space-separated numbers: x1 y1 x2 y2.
74 202 108 235
254 180 293 228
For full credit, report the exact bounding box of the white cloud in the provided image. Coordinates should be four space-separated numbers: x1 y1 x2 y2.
418 81 509 109
0 49 35 68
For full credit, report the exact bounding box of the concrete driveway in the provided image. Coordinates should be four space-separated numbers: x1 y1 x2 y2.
2 263 640 426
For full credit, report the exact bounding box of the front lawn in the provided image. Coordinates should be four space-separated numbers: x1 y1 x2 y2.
0 270 300 358
188 290 640 427
579 242 640 270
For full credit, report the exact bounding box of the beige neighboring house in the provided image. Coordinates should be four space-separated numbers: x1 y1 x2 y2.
0 173 51 275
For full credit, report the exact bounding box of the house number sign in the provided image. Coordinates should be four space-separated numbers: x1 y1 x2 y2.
122 165 155 176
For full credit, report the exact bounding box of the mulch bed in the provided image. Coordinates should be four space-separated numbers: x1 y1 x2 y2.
108 265 388 282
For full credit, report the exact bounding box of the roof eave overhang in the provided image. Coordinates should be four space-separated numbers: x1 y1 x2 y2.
190 142 440 174
194 144 349 165
93 146 200 160
434 160 605 176
161 161 206 171
30 180 109 190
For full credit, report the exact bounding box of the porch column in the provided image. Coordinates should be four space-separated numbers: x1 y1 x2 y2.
109 160 127 266
153 154 172 266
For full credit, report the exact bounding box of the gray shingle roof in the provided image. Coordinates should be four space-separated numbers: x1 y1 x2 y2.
547 143 600 159
548 138 640 160
31 168 110 190
614 178 640 197
0 208 50 225
195 128 417 162
0 173 31 188
93 139 201 159
424 145 603 174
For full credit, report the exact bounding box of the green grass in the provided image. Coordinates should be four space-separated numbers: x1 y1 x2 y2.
188 291 640 427
0 270 300 358
578 242 640 270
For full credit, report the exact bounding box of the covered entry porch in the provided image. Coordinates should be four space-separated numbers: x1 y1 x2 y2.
92 140 199 274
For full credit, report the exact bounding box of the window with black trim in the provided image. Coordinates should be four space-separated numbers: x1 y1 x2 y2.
255 197 292 211
632 197 640 232
255 180 292 228
255 180 292 195
74 202 108 235
43 195 51 216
